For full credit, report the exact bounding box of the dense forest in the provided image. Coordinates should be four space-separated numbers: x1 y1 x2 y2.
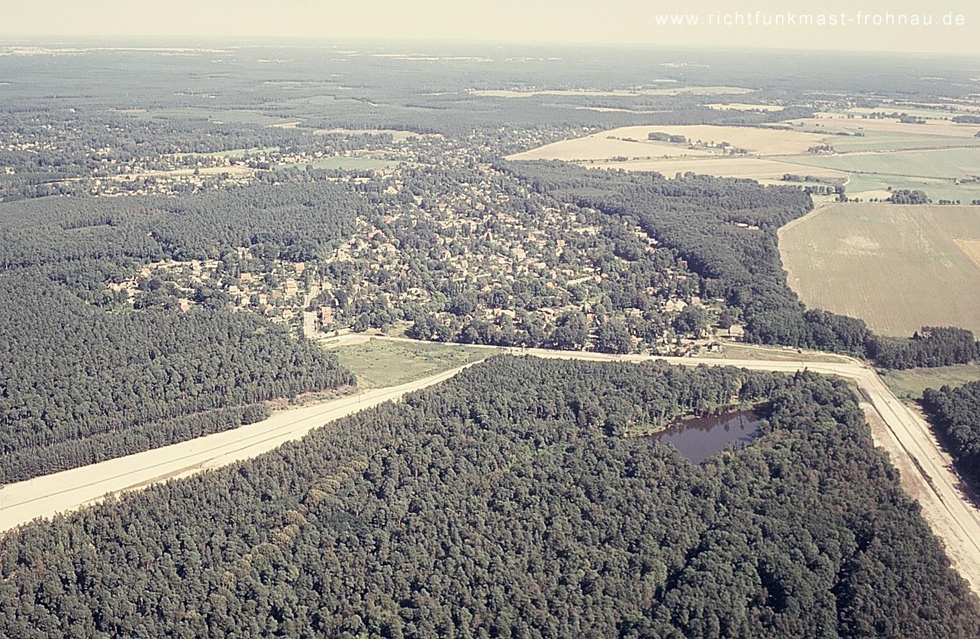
0 356 975 637
0 176 366 481
0 180 360 269
922 381 980 486
506 161 980 369
0 273 353 483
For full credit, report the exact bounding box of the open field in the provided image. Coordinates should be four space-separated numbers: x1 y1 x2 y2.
796 114 980 139
956 239 980 267
471 86 752 98
328 338 488 388
302 156 396 170
509 133 712 162
843 173 980 203
588 156 847 180
510 119 980 191
779 203 980 336
707 342 856 363
511 124 834 159
880 364 980 400
828 131 980 153
783 147 980 181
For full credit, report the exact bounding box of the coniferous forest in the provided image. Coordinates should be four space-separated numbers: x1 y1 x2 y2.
2 41 980 639
0 357 976 638
0 180 362 482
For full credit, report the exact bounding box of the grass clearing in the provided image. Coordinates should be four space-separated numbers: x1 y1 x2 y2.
880 364 980 400
779 203 980 336
782 147 980 180
710 343 855 363
327 339 489 388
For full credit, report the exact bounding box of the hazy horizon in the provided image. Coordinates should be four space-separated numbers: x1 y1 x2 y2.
1 0 979 56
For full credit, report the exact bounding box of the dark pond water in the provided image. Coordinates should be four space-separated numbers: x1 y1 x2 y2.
647 409 762 464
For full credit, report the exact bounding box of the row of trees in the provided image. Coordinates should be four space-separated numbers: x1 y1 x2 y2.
922 381 980 485
0 357 975 637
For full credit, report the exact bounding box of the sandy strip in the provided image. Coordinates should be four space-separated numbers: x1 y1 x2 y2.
0 364 473 532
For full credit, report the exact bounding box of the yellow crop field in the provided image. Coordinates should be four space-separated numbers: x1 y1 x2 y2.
779 203 980 336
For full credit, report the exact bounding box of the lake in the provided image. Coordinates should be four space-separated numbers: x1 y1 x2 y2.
648 409 762 464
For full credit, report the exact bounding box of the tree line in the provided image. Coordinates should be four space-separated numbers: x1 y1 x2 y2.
922 380 980 486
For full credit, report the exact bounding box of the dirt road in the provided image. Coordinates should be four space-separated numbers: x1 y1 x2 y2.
0 363 473 534
1 345 978 596
519 348 980 594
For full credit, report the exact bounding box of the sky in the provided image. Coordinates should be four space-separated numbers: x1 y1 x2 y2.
1 0 979 55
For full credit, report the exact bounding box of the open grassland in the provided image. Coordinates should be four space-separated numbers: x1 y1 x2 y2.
327 338 488 388
510 124 834 159
599 157 846 180
880 364 980 400
804 114 980 138
779 203 980 336
510 133 712 162
783 147 980 180
711 343 855 363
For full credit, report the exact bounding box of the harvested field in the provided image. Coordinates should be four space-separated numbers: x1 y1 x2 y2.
956 239 980 268
510 134 712 162
796 114 980 139
779 203 980 336
784 147 980 180
507 125 846 183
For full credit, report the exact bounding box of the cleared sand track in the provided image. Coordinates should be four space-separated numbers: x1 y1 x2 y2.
1 345 978 596
0 364 474 533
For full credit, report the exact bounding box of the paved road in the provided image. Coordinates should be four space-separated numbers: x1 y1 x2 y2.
1 344 978 596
